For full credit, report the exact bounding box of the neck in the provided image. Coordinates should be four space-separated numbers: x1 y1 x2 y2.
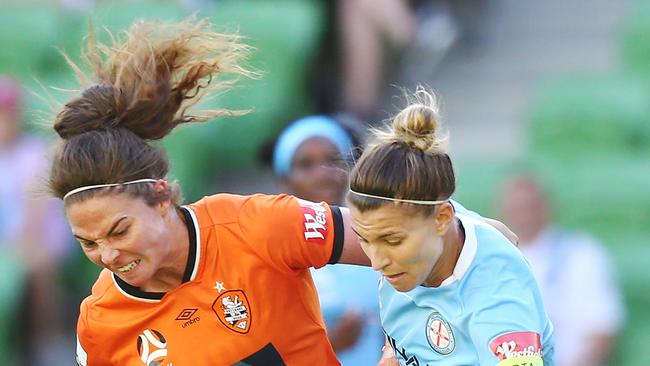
141 207 190 292
424 218 465 287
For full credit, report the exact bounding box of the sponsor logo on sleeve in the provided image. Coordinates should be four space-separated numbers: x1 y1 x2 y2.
212 290 252 334
297 198 328 245
490 331 543 366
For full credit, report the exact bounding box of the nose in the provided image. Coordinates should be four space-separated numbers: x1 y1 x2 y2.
99 245 120 266
365 244 391 272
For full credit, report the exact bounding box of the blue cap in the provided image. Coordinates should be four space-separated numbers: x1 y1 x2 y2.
273 115 355 176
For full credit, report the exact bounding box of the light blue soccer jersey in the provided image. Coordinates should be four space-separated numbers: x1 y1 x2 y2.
379 210 555 366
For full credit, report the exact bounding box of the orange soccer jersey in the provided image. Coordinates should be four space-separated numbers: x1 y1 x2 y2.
75 194 345 366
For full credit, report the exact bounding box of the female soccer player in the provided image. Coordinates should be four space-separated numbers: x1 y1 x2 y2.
347 89 555 366
52 18 368 366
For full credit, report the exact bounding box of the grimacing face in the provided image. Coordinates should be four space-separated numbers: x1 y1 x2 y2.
65 192 177 288
349 203 448 292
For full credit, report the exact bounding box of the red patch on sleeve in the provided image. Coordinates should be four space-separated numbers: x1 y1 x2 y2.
297 199 328 245
489 331 543 360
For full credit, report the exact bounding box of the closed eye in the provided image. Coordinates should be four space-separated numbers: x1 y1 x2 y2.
112 227 129 238
385 238 404 246
78 240 96 249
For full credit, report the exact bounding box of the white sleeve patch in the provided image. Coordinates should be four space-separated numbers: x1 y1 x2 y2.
76 335 88 366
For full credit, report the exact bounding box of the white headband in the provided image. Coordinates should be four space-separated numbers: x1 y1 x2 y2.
348 189 449 205
63 178 159 200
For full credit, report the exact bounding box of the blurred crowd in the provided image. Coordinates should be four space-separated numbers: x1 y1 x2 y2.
1 0 645 365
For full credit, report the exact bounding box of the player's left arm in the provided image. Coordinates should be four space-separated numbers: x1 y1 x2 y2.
467 265 553 365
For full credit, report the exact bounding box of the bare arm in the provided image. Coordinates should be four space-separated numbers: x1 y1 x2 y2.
337 207 371 265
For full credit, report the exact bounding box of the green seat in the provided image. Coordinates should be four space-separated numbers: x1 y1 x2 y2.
0 4 60 78
621 0 650 79
0 251 24 366
527 75 650 159
92 0 187 32
455 157 650 238
525 157 650 236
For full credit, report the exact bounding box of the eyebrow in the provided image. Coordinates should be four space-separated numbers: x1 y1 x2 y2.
350 227 367 242
351 227 402 242
377 231 402 240
74 216 129 242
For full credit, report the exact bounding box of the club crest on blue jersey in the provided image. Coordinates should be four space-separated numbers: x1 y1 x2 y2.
425 311 455 355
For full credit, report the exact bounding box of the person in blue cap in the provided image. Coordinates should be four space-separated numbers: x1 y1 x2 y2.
271 115 384 366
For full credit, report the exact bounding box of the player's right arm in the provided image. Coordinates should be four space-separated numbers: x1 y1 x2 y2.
337 206 371 266
76 300 111 366
76 335 89 366
76 300 94 366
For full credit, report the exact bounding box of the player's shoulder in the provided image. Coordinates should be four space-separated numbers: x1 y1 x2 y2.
458 215 533 290
189 193 298 225
82 269 115 305
79 270 130 325
189 193 247 218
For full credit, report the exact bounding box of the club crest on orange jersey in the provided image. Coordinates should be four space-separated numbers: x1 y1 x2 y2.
212 290 251 334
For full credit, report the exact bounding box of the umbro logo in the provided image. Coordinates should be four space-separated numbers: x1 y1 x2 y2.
176 308 200 328
176 308 198 321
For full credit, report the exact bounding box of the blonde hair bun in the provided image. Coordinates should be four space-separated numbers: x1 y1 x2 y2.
376 87 447 154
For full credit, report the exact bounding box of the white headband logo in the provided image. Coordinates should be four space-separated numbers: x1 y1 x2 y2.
348 189 448 205
63 179 159 200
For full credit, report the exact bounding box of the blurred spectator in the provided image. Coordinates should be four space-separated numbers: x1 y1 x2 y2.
338 0 416 120
498 174 625 366
312 0 469 122
0 76 72 365
267 114 383 365
311 0 416 121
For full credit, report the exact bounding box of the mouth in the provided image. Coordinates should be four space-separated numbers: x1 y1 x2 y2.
116 259 141 273
384 272 405 283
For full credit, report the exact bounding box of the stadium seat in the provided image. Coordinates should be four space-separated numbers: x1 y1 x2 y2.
527 74 650 159
621 0 650 78
0 4 59 78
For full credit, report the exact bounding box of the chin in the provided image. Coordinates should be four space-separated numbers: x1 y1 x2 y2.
115 272 146 288
391 281 417 293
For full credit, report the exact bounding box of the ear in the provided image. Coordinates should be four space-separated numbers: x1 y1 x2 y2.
152 180 172 215
433 202 454 236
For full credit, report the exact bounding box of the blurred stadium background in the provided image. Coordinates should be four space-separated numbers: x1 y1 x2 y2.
0 0 648 365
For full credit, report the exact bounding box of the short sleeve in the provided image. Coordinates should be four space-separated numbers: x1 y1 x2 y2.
76 335 88 366
467 261 552 365
238 194 345 272
76 300 107 366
